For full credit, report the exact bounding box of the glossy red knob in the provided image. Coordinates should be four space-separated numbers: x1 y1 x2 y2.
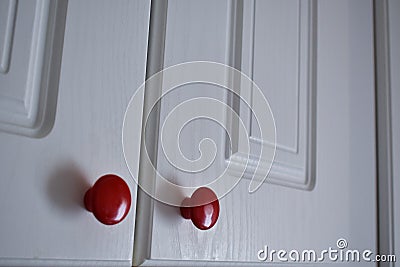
84 174 131 225
180 187 220 230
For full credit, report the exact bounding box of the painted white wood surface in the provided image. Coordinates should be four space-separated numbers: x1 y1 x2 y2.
0 0 150 265
229 0 316 190
146 0 377 265
0 0 66 137
375 1 398 265
389 0 400 265
154 0 229 190
0 0 17 73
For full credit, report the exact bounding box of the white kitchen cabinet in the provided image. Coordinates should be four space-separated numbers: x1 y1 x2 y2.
0 0 150 265
134 0 379 266
0 0 397 266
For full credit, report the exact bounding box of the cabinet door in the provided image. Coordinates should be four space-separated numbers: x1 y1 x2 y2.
135 0 377 266
0 1 149 266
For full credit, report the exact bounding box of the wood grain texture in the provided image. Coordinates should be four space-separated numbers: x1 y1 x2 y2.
228 0 316 190
147 0 377 264
133 0 168 266
0 0 66 137
0 0 150 265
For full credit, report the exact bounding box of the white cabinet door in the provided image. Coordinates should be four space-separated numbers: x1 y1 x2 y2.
135 0 377 266
0 1 150 266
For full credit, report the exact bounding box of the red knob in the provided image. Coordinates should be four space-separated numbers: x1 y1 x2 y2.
84 174 131 225
180 187 220 230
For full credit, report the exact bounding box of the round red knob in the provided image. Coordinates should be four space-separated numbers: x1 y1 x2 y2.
84 174 131 225
180 187 220 230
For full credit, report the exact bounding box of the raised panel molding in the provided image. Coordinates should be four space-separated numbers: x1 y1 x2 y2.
0 0 67 137
0 0 17 73
226 0 316 190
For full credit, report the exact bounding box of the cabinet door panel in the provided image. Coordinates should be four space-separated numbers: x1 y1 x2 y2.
0 1 150 265
143 0 377 265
